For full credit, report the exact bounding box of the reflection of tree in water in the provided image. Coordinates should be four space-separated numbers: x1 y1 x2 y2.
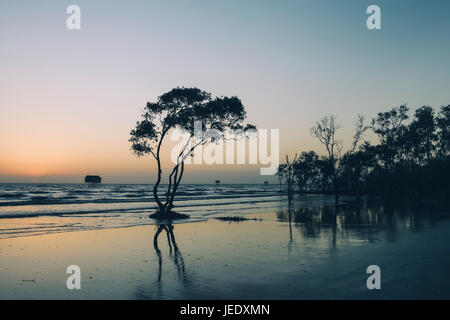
279 205 337 247
153 224 188 286
286 204 294 253
277 199 450 247
134 224 189 299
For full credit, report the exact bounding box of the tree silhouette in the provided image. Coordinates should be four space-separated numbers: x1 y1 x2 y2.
284 154 297 204
293 151 319 193
306 105 449 199
408 106 436 165
130 87 254 217
371 105 409 169
275 164 287 192
437 105 450 158
310 115 367 203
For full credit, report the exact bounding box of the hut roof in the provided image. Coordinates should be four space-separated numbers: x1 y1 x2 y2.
85 175 102 183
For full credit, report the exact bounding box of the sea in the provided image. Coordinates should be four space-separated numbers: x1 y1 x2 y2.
0 183 294 239
1 183 448 241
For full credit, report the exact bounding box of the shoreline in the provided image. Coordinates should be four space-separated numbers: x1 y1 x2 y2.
1 212 450 299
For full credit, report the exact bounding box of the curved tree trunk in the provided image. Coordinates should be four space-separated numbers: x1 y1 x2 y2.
156 136 197 215
163 139 197 214
153 133 167 214
153 156 165 213
167 161 184 212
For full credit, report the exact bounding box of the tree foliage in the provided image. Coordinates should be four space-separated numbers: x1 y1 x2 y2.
130 87 255 215
278 105 450 200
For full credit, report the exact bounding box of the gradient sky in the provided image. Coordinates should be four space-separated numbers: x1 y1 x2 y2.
1 0 450 183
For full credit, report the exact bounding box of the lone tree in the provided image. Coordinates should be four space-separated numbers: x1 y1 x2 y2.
129 87 255 218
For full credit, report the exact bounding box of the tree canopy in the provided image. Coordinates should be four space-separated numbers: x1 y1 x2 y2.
130 87 255 216
278 105 450 200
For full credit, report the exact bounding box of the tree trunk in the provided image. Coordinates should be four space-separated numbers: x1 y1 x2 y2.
167 161 184 212
153 132 168 214
153 156 165 213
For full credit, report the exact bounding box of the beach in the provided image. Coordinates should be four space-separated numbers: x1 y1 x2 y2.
2 0 450 306
1 195 450 300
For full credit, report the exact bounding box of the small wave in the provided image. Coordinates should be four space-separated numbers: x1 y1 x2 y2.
30 196 51 201
0 193 26 199
58 196 78 200
0 206 156 219
67 189 95 194
174 191 207 196
124 193 146 198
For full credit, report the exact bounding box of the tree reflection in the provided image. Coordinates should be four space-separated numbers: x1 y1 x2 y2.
153 224 187 286
277 199 450 248
134 224 189 299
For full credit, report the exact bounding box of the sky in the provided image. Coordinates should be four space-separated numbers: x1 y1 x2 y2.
1 0 450 183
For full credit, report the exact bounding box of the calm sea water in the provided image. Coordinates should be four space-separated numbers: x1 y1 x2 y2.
0 183 448 241
2 184 450 299
0 183 291 238
0 183 284 216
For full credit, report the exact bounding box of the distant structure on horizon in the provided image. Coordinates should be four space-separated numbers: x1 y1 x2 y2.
215 180 220 185
264 181 268 185
85 175 102 187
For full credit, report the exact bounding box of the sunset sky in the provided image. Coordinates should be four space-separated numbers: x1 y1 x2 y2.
1 0 450 183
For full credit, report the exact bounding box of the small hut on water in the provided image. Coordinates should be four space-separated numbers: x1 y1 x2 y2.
85 175 102 187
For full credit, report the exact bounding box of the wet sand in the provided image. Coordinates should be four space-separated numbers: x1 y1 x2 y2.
1 210 449 299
